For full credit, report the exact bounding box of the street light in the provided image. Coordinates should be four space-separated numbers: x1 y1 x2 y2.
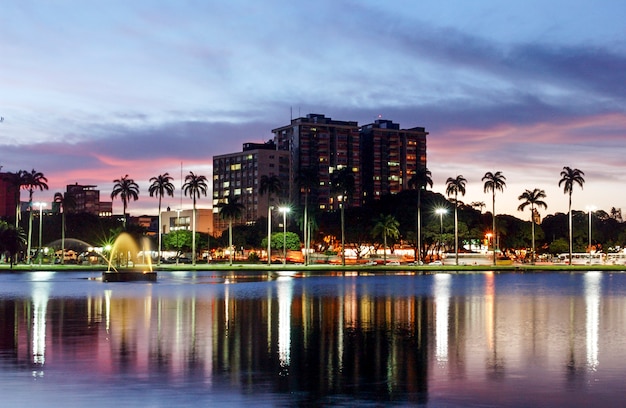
278 206 290 265
267 205 274 265
338 195 345 267
175 208 182 265
435 208 447 258
35 202 46 265
586 205 597 264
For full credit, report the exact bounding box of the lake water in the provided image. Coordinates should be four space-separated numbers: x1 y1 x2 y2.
1 270 625 407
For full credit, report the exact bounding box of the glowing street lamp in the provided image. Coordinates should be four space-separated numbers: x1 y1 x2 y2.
435 208 448 256
35 202 46 265
338 195 345 266
267 205 274 265
586 205 597 263
278 206 290 265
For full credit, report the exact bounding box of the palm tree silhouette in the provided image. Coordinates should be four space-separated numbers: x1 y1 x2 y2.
183 171 208 266
558 167 585 263
53 191 76 265
371 213 400 264
22 169 48 264
517 188 548 264
482 171 506 265
218 196 244 266
110 175 139 229
408 167 433 263
149 173 175 265
446 175 467 266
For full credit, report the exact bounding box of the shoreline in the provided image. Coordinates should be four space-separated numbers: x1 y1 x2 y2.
1 263 625 273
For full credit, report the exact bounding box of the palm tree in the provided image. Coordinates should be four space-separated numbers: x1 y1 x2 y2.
22 169 48 264
482 171 506 265
558 167 585 264
183 171 208 266
259 174 282 265
331 168 355 266
371 214 400 264
149 173 175 266
53 191 76 265
218 196 244 266
408 167 433 263
0 222 26 268
295 167 319 265
445 175 467 266
110 175 139 229
517 188 548 264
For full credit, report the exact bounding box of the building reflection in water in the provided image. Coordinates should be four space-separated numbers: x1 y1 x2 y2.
434 273 450 363
3 272 626 405
585 271 601 370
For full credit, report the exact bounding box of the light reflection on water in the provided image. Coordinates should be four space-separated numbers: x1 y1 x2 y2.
0 271 626 406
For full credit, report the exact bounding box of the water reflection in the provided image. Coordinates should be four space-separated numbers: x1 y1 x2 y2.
1 272 626 406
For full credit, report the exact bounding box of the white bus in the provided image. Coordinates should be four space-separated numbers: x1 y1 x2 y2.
442 252 493 266
606 252 626 265
557 253 605 265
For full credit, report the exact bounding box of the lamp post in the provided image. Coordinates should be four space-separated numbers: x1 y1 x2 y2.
586 205 596 264
35 202 46 265
175 208 182 265
279 206 290 265
435 208 447 257
338 195 345 266
267 205 274 265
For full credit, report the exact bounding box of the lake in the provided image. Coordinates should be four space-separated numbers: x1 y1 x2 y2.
1 270 625 407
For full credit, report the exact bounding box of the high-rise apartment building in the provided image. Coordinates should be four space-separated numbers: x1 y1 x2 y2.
272 114 362 210
0 172 19 220
360 119 428 201
65 184 113 216
212 141 289 234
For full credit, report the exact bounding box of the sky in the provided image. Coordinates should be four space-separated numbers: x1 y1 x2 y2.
1 0 625 220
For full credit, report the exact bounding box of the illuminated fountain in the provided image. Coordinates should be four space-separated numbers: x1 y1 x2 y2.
102 233 157 282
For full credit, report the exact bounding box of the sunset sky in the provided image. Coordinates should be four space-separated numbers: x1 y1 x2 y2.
1 0 625 219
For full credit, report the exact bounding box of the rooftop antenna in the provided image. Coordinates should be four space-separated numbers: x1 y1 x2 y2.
180 161 183 210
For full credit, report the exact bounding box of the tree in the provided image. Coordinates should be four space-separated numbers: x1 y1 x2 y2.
482 171 506 265
408 167 433 263
558 167 585 263
1 171 26 229
22 169 49 264
0 222 26 268
517 188 548 264
259 174 282 265
183 171 208 266
110 175 139 229
218 196 244 266
446 175 467 265
371 214 400 263
331 168 355 266
53 191 76 265
295 167 319 265
149 173 175 265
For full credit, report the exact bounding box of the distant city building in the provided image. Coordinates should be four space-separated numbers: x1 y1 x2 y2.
160 208 214 237
0 172 19 220
360 119 428 201
65 183 113 216
272 114 361 210
212 141 289 234
211 113 428 229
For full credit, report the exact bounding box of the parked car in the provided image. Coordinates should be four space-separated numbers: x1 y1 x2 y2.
386 260 401 266
428 260 443 266
365 260 378 266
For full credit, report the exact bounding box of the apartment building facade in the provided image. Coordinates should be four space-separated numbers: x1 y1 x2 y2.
212 141 289 234
360 119 428 201
272 114 362 210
